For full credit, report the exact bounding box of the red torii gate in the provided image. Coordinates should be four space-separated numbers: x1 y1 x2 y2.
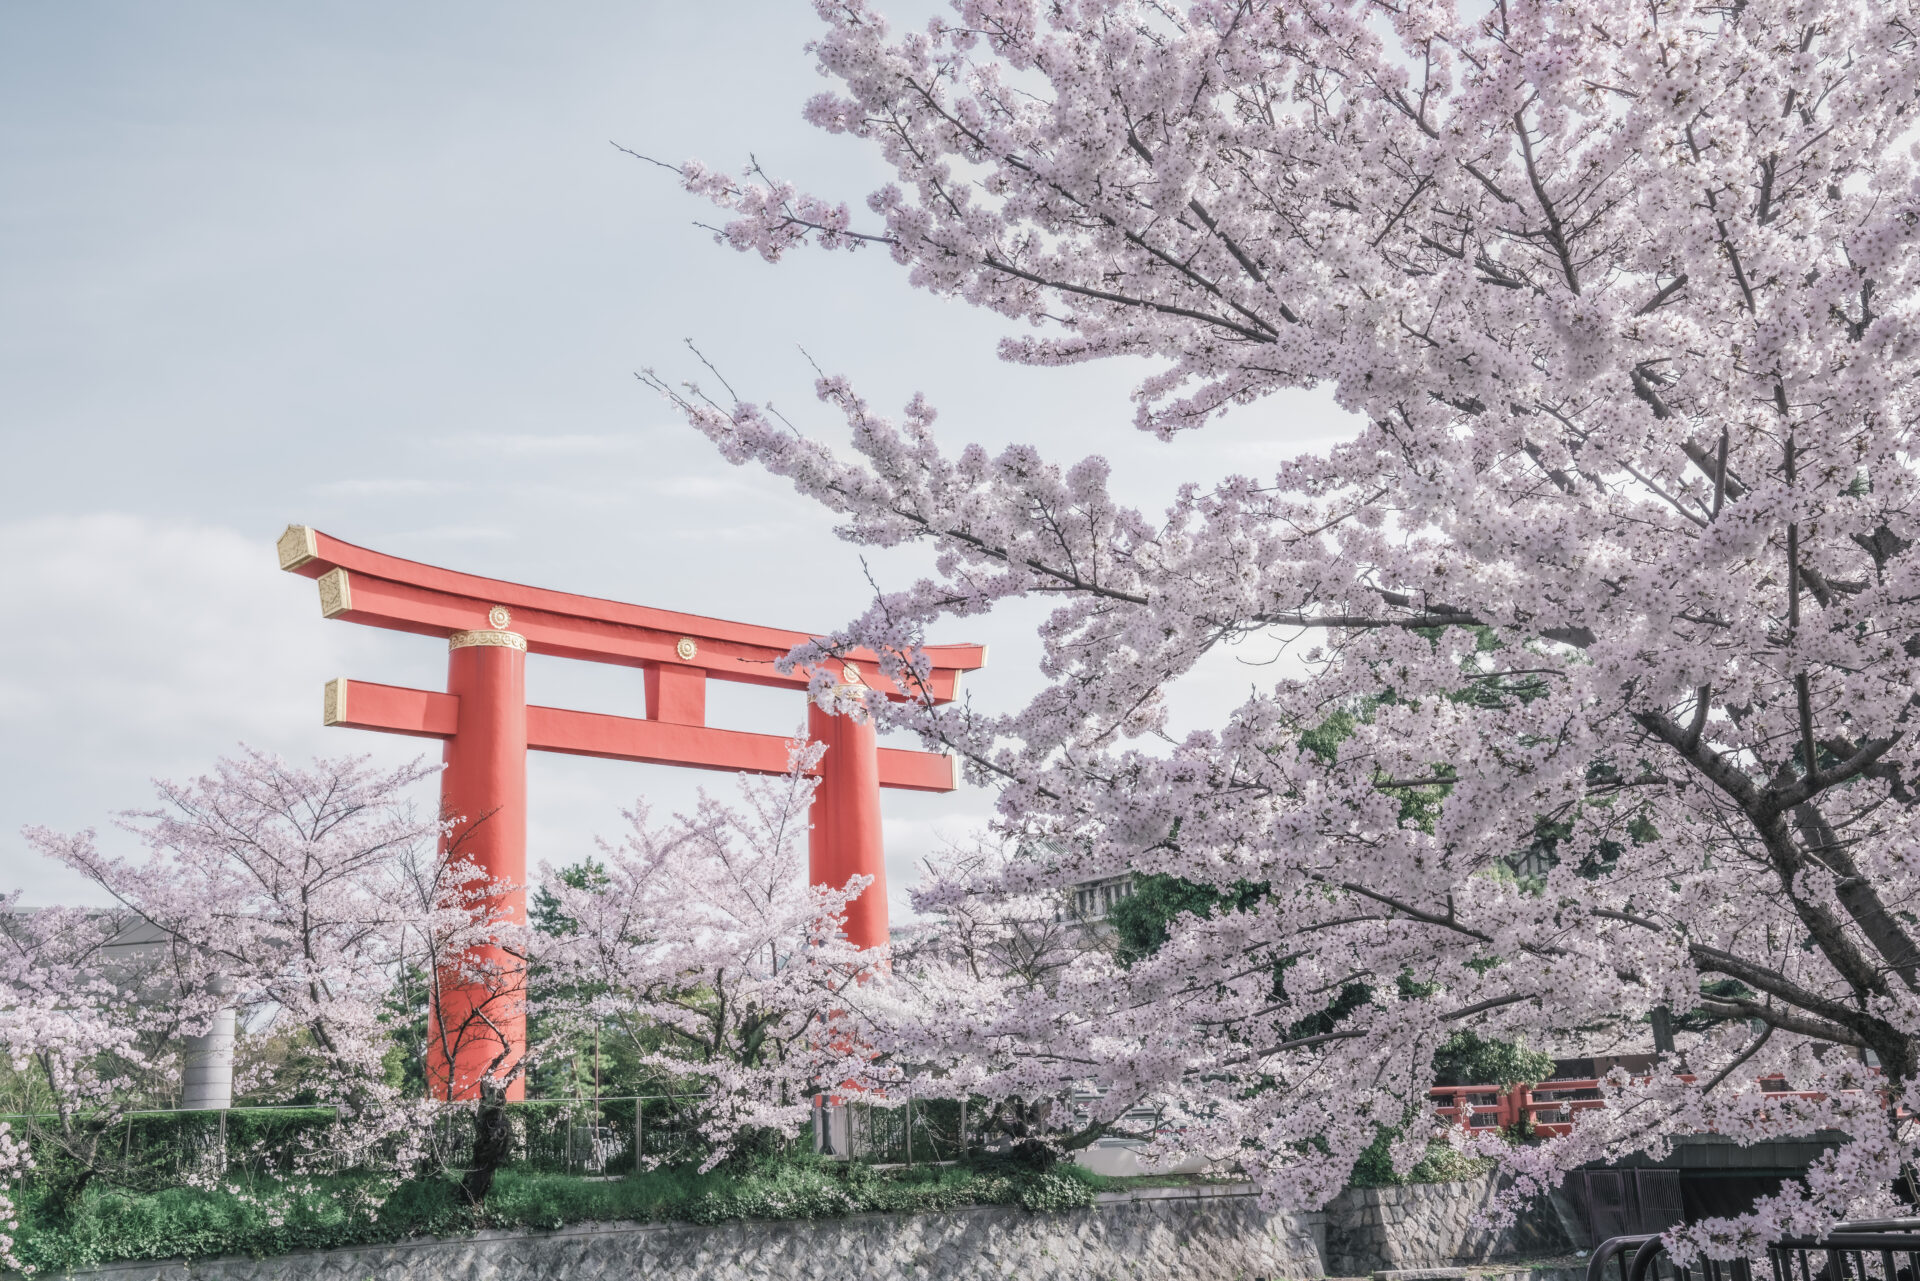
275 525 984 1100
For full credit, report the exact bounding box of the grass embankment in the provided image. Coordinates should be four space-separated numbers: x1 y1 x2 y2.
14 1158 1159 1274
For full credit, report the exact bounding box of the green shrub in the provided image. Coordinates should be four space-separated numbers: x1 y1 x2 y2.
1430 1032 1557 1088
1347 1135 1495 1189
12 1156 1113 1272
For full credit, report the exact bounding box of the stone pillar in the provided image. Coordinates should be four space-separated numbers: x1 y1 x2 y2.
426 624 529 1101
180 976 235 1111
807 674 889 951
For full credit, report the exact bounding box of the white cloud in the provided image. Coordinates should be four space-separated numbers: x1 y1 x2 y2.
640 474 761 500
388 523 517 544
0 514 432 903
312 477 459 499
453 433 644 458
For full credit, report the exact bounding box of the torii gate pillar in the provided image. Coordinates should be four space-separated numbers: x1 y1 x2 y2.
429 628 530 1101
809 696 886 952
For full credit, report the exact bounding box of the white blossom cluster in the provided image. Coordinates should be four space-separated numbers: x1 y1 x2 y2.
534 740 885 1170
18 752 506 1206
4 743 893 1211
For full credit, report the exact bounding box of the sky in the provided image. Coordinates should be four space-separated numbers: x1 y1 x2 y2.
0 2 1359 913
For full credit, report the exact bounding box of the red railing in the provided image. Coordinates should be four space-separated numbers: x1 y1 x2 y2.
1428 1081 1592 1134
1430 1076 1844 1138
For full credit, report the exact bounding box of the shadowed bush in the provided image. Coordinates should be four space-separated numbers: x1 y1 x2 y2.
12 1155 1120 1273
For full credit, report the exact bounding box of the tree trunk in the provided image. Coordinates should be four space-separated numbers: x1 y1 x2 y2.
36 1165 96 1226
460 1080 511 1205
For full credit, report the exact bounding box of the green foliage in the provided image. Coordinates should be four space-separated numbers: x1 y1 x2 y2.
378 963 431 1099
1338 1027 1549 1194
1279 972 1372 1041
1347 1135 1495 1189
1440 627 1552 711
525 858 653 1100
1430 1032 1557 1088
1297 707 1359 762
529 858 608 938
1109 874 1242 966
10 1107 343 1207
1107 872 1270 968
1109 706 1390 969
12 1157 1117 1272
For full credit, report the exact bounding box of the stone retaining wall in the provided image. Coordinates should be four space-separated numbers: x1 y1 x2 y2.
33 1172 1592 1281
1324 1173 1578 1276
44 1186 1329 1281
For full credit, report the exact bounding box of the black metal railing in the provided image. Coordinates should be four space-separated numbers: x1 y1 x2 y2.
425 1094 713 1174
831 1088 1165 1164
837 1095 977 1164
9 1094 720 1187
1590 1221 1920 1281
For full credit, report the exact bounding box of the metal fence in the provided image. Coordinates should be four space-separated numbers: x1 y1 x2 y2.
426 1095 714 1174
13 1095 722 1186
21 1086 1167 1183
1589 1220 1920 1281
837 1095 973 1164
0 1107 321 1189
831 1088 1169 1164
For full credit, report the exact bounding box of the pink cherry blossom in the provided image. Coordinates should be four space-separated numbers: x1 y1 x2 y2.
24 749 507 1179
649 0 1920 1248
535 739 885 1169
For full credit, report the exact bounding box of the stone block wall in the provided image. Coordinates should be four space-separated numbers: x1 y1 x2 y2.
42 1186 1329 1281
1323 1173 1577 1276
31 1171 1598 1281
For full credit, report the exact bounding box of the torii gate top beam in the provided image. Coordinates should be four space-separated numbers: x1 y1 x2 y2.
276 525 985 704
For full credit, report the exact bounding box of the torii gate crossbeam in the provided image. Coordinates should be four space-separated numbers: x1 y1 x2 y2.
275 525 984 1101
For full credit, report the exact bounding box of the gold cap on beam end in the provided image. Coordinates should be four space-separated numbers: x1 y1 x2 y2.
277 525 318 572
317 568 352 618
323 678 348 726
449 630 527 652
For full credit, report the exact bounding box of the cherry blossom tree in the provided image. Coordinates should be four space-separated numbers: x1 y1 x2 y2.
892 840 1089 1000
0 895 168 1233
23 750 507 1180
643 0 1920 1250
0 1123 28 1272
882 839 1132 1160
535 740 881 1168
379 804 534 1204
